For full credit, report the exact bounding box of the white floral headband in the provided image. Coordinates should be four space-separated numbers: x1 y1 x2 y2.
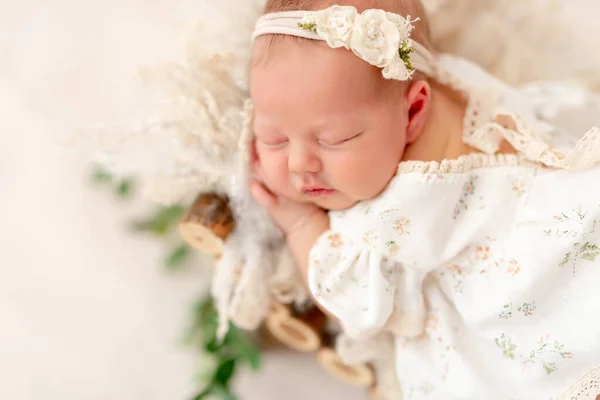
252 5 436 81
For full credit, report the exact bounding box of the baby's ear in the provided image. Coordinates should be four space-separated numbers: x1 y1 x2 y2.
405 80 431 144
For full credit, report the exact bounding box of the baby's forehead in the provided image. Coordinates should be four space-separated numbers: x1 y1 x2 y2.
250 37 384 101
250 38 394 131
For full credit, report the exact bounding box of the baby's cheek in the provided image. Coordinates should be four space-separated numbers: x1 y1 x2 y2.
328 153 365 185
258 152 290 192
334 152 392 199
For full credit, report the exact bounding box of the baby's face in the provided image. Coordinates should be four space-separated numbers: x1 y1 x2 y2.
250 39 409 210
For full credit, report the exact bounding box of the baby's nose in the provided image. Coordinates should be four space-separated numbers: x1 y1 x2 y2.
288 146 321 174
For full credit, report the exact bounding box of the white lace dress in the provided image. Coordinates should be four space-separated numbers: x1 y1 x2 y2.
307 56 600 400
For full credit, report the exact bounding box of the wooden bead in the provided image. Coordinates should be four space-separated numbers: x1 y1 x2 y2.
265 313 322 352
268 301 292 319
316 347 375 387
178 193 234 256
265 303 329 353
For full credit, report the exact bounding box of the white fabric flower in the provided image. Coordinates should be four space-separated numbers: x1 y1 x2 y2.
315 6 357 49
385 12 416 40
350 9 401 68
382 54 413 80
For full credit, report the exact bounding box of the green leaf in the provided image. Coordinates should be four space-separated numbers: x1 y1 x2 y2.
116 180 133 198
214 359 236 386
297 21 317 32
200 324 218 353
189 298 220 353
131 205 185 236
222 325 261 371
239 343 261 371
91 167 113 184
398 41 415 71
166 244 191 269
205 337 221 353
212 384 238 400
222 324 243 345
192 387 212 400
193 383 238 400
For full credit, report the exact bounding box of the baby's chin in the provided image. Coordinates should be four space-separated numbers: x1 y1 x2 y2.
300 192 358 211
275 187 358 211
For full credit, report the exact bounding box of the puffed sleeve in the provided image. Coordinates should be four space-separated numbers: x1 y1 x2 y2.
307 230 427 339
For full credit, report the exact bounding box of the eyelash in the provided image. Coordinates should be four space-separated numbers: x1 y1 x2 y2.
256 132 363 149
257 138 288 148
320 132 363 147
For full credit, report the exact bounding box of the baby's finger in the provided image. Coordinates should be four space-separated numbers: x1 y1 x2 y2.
251 159 264 182
250 180 278 209
250 152 266 183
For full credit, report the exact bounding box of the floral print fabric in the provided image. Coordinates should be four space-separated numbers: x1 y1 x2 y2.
307 162 600 399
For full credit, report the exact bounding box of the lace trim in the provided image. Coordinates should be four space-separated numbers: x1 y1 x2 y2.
556 365 600 400
462 89 504 153
395 62 530 175
433 64 501 145
433 59 600 172
396 152 539 174
492 111 600 171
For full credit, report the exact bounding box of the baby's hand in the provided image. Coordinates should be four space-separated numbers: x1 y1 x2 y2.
250 143 329 292
250 145 326 236
250 179 324 236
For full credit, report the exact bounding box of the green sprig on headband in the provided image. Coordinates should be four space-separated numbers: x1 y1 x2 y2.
297 21 317 32
399 41 415 71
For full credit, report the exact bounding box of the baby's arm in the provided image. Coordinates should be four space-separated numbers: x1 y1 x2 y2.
251 180 340 321
252 179 411 335
285 211 329 289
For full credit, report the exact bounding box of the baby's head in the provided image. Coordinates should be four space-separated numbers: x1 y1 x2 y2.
250 0 433 210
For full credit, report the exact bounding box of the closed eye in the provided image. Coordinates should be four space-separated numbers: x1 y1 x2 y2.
320 132 363 147
257 137 288 149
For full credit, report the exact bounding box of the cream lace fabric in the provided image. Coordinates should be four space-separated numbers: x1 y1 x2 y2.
429 55 600 172
558 366 600 400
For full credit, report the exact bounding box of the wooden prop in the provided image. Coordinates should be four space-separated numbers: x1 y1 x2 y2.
179 192 377 391
265 301 326 352
316 347 375 387
178 193 234 255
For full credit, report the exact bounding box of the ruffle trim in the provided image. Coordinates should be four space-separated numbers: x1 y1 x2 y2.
396 152 539 174
556 365 600 400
